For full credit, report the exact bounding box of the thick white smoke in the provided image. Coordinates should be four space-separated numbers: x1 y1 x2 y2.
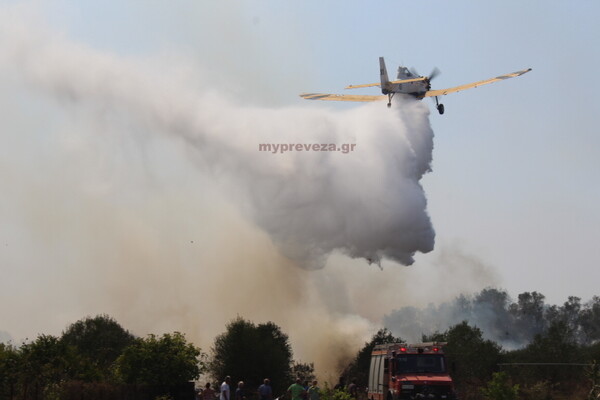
0 7 437 377
0 12 434 269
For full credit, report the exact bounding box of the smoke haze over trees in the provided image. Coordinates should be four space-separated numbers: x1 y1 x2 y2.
343 301 600 400
383 288 600 348
0 7 442 376
1 298 600 400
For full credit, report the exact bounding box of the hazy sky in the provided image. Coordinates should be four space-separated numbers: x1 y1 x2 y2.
1 0 599 367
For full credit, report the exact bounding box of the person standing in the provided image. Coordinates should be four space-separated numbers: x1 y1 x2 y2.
347 378 358 399
333 377 345 391
287 378 306 400
203 383 216 400
235 381 246 400
220 376 231 400
307 381 320 400
258 378 273 400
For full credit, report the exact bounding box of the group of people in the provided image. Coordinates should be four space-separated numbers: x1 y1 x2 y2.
198 376 362 400
287 378 321 400
334 378 358 398
198 377 276 400
198 376 323 400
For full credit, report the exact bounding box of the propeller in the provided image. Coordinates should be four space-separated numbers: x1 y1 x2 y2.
428 67 441 81
410 67 441 81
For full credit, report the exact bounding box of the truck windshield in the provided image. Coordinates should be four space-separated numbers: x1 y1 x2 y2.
395 354 446 374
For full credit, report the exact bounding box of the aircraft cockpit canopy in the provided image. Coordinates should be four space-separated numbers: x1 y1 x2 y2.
397 66 414 78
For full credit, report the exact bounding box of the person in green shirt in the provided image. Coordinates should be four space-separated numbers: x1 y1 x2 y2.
287 378 306 400
307 381 320 400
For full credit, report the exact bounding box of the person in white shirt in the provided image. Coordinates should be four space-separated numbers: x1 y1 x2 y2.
220 376 231 400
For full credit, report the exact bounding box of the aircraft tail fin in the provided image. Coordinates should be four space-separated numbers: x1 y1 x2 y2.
379 57 390 93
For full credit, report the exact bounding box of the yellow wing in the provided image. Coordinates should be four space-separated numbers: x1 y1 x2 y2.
424 68 532 98
345 77 427 89
300 93 386 102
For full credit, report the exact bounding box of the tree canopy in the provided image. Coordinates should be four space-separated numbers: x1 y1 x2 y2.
209 318 294 395
115 332 204 386
423 321 502 387
60 314 135 380
0 315 205 400
2 289 599 400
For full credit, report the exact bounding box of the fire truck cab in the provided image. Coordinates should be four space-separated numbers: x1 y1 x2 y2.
367 342 456 400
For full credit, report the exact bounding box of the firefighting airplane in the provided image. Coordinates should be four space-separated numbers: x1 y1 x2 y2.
300 57 531 114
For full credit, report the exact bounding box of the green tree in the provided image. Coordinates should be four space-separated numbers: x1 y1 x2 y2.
115 332 204 386
15 335 70 399
481 372 519 400
343 328 403 388
0 343 19 399
509 292 546 343
581 296 600 344
506 320 581 384
430 322 501 387
472 288 514 343
291 362 316 383
60 314 135 380
209 318 293 395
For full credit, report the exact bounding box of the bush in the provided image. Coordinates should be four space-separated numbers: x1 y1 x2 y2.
481 372 519 400
319 384 353 400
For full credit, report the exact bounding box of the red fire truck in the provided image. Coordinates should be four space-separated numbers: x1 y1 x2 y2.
367 342 456 400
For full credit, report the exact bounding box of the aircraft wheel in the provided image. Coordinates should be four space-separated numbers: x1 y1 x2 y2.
387 103 391 108
438 104 445 115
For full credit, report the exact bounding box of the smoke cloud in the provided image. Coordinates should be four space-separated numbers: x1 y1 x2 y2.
0 19 435 267
0 6 436 377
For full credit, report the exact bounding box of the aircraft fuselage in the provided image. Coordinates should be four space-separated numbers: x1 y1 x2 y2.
381 66 429 98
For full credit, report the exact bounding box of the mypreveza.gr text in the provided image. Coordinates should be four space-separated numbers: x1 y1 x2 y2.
258 143 357 154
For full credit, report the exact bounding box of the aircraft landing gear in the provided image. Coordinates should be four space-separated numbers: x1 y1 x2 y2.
387 93 394 108
434 96 445 115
